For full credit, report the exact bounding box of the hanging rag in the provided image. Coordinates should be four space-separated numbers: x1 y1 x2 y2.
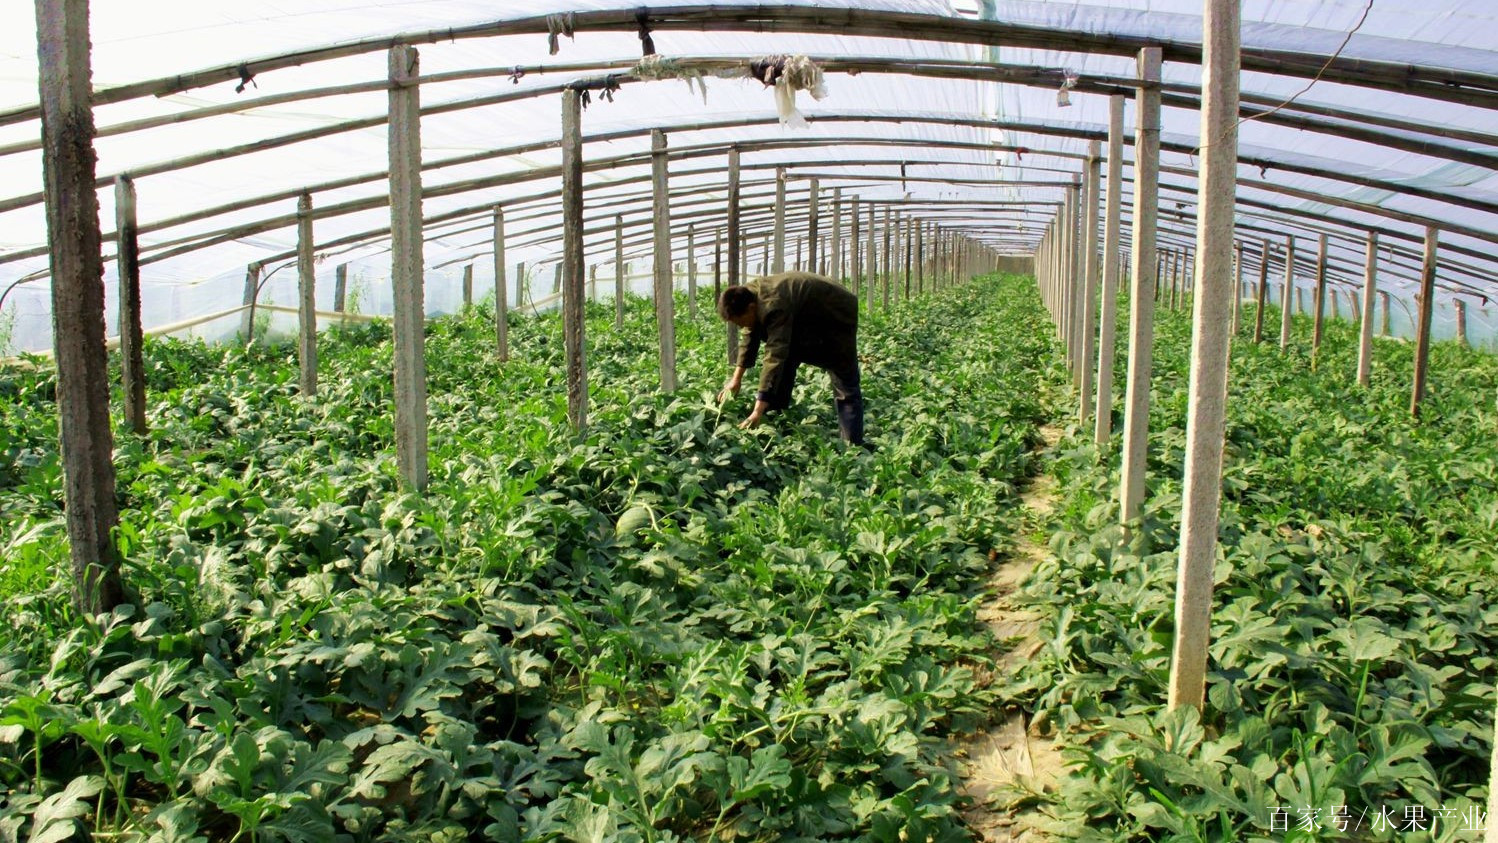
748 55 828 128
546 13 576 56
633 55 710 104
1057 69 1078 107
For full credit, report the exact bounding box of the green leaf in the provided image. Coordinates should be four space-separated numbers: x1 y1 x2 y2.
28 775 104 843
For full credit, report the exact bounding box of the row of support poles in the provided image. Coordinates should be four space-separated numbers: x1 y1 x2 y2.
1077 141 1102 424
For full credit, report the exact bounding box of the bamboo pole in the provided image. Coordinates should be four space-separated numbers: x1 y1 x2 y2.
1311 233 1329 370
1410 227 1438 418
495 207 509 359
115 175 146 435
297 191 317 398
389 45 427 490
1119 46 1163 527
1079 141 1102 425
1094 95 1124 445
652 129 677 393
1168 0 1239 712
562 88 588 431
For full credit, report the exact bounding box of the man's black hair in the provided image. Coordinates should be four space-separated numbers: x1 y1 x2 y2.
718 285 758 320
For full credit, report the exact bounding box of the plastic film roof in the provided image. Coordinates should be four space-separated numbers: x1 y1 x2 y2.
1 0 1496 352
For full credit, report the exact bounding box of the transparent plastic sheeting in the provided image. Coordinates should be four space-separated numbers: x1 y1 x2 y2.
1 0 1495 355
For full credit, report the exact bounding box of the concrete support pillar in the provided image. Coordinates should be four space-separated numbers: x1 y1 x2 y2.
388 45 427 489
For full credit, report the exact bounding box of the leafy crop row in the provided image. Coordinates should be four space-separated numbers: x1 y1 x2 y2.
999 301 1498 841
1 278 1050 842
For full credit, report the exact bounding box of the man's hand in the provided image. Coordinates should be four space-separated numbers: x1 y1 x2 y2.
717 367 747 403
739 400 769 429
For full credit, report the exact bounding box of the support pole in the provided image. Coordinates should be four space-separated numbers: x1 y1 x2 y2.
494 207 509 359
1279 234 1295 351
1168 0 1239 712
562 88 588 430
726 147 741 365
389 44 427 489
1381 290 1392 337
651 129 677 392
687 224 698 319
1231 241 1243 334
297 191 317 398
241 262 261 342
462 264 473 306
831 187 843 280
1252 240 1269 344
866 201 877 313
807 178 820 266
613 213 625 329
1455 299 1468 347
1311 233 1329 370
37 0 122 613
850 195 862 289
334 263 348 313
115 175 146 434
904 216 914 298
1079 141 1101 425
773 167 787 274
1094 95 1124 445
1410 227 1438 418
1119 46 1162 525
882 205 893 309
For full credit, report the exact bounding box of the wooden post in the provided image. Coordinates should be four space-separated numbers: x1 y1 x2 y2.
1455 299 1468 347
651 129 677 393
1311 233 1329 370
1094 95 1125 445
807 178 820 270
866 201 877 313
462 264 474 306
874 205 886 309
241 262 261 342
1079 140 1102 425
1231 241 1243 334
1279 234 1295 351
726 147 741 366
1252 241 1270 344
831 186 843 280
334 263 348 313
613 213 625 330
773 167 787 274
389 44 427 490
562 88 588 430
115 175 146 435
1410 227 1438 418
1168 0 1239 712
39 0 123 613
297 191 317 397
1119 46 1162 526
494 207 509 360
850 195 862 290
687 224 697 319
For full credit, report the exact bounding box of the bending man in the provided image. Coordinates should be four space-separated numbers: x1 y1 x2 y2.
717 272 864 445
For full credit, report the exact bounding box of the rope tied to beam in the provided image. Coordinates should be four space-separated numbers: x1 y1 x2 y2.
235 64 258 94
633 55 710 103
635 11 656 57
546 13 576 56
747 55 828 128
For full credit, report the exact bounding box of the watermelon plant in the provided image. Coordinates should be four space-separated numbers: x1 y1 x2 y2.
998 300 1498 841
0 276 1053 841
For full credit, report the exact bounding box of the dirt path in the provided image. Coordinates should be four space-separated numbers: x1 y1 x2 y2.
960 423 1066 842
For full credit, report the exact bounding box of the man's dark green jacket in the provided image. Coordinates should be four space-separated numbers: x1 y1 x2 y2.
735 272 859 402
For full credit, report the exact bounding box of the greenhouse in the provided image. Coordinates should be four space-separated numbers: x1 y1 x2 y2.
2 0 1497 840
